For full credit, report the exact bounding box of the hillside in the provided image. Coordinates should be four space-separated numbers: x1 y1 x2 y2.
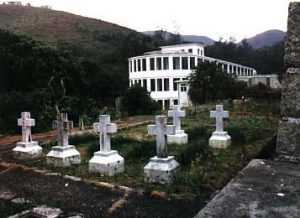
143 31 215 46
0 4 127 61
246 29 286 49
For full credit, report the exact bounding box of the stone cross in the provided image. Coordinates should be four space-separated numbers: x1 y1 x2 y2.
93 115 117 152
52 113 73 147
210 105 229 132
148 116 175 158
18 112 35 143
168 105 185 132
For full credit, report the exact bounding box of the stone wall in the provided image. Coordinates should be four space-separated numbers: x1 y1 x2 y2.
276 2 300 162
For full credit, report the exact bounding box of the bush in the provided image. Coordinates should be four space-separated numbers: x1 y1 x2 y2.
122 84 158 116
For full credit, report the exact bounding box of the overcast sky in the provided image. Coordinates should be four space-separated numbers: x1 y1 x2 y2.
11 0 296 41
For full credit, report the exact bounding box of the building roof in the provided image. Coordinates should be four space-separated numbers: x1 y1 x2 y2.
159 42 206 49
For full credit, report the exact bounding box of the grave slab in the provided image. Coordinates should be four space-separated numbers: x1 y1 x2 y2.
194 159 300 218
209 105 231 149
144 115 179 184
13 112 42 159
89 115 124 176
46 113 81 167
167 105 188 144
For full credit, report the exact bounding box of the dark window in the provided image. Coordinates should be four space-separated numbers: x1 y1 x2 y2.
163 57 169 70
156 57 162 70
173 57 180 70
138 80 141 85
190 57 195 69
164 78 169 91
157 100 163 110
143 79 147 88
150 58 155 71
188 48 193 53
142 59 146 71
129 61 132 72
138 59 141 71
157 79 162 91
164 100 170 110
173 99 178 105
181 84 187 92
173 78 180 91
134 60 137 72
182 57 188 69
151 79 156 91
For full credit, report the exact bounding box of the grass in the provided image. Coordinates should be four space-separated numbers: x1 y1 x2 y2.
0 199 34 217
24 99 279 201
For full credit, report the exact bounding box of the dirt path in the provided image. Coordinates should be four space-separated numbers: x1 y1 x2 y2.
0 162 201 217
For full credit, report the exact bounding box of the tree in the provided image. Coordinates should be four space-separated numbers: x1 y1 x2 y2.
188 61 246 104
122 85 158 116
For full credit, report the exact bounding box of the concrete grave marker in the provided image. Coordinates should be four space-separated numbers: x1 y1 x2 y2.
89 115 124 176
167 105 188 144
144 115 179 184
13 112 42 159
46 113 81 167
209 105 231 149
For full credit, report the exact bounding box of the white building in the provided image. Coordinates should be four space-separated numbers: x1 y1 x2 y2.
128 43 257 109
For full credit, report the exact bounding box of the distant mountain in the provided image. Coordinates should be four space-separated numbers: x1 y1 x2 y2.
246 30 286 49
143 31 215 46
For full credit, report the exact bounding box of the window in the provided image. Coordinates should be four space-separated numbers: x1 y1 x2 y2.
197 49 200 55
138 59 141 71
157 100 163 110
180 84 187 92
173 78 180 91
173 99 178 105
156 57 162 70
157 79 162 91
188 48 193 53
138 80 141 85
164 100 170 110
164 78 169 91
151 79 156 91
163 57 169 70
143 79 147 88
134 60 137 72
190 57 195 69
182 57 188 69
142 59 146 71
150 58 155 71
129 61 132 72
173 57 180 70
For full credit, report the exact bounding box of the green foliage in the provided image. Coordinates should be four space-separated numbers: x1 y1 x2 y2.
0 199 33 217
188 61 247 104
122 84 158 116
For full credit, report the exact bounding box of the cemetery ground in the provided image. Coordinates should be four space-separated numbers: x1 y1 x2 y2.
0 99 280 217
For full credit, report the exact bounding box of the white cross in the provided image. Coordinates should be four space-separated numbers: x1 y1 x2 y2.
210 105 229 132
52 113 73 146
148 115 175 158
18 112 35 143
93 115 117 152
168 105 185 133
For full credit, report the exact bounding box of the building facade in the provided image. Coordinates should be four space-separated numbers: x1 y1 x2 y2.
128 43 257 109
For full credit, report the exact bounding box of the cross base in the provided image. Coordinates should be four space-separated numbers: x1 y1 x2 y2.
89 150 124 176
209 131 231 149
13 141 42 159
46 145 81 167
167 131 188 144
144 156 180 185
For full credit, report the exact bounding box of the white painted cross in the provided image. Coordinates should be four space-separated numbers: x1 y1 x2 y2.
52 113 73 147
93 115 117 152
168 105 185 133
148 115 175 158
210 105 229 132
18 112 35 143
